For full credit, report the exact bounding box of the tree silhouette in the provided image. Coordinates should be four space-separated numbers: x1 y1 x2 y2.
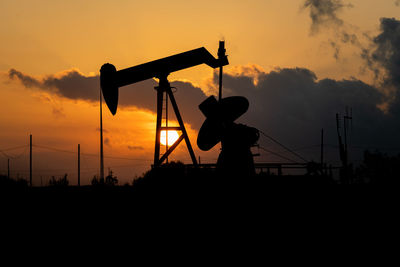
355 150 400 185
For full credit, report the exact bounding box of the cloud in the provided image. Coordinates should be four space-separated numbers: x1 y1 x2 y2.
9 69 43 88
302 0 363 60
212 65 400 162
51 106 66 118
32 92 66 118
302 0 352 35
361 18 400 113
9 68 99 101
104 137 111 147
8 68 208 130
127 145 144 150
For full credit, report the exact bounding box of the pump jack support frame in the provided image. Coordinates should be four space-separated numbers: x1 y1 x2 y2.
153 75 198 167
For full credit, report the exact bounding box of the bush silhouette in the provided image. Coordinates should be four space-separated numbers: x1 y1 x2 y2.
48 173 69 187
91 169 118 186
355 150 400 185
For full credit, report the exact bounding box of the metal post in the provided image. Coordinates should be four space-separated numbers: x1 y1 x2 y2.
336 113 345 184
78 144 80 186
166 85 198 166
218 41 226 101
100 88 104 181
154 82 164 166
343 109 352 184
321 128 324 168
344 115 347 168
30 134 32 187
165 90 169 164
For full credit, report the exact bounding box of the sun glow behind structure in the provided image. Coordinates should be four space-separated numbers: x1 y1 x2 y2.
160 130 180 146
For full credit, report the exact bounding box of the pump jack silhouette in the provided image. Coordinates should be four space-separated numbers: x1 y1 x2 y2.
100 41 260 177
100 43 228 167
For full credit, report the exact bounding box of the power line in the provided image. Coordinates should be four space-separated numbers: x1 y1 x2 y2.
267 144 322 155
0 151 10 158
0 145 29 159
259 146 299 163
33 144 152 162
349 144 400 151
33 144 75 155
259 130 308 162
290 144 320 151
0 146 29 159
82 152 153 162
0 145 28 152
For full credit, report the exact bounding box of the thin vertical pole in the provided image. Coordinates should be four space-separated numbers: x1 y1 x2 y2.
78 144 80 186
165 91 169 164
100 88 104 181
343 108 352 184
343 114 348 184
218 41 225 101
219 66 223 101
7 158 10 179
30 134 32 187
344 116 347 164
321 128 324 168
154 84 164 167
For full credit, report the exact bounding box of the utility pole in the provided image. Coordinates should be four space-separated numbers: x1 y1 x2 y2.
336 110 353 184
336 113 345 183
100 88 104 181
30 134 32 187
165 91 169 164
344 107 353 183
343 107 352 160
78 144 80 186
218 41 226 101
321 128 324 174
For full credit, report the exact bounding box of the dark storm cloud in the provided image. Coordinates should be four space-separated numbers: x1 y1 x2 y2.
302 0 351 34
8 68 208 130
362 18 400 105
9 69 43 88
213 67 400 162
359 17 400 140
9 68 99 101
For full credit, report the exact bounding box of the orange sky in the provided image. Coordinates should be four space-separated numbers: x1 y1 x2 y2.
0 0 399 185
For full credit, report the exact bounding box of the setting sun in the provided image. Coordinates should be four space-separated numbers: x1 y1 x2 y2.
160 130 180 146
